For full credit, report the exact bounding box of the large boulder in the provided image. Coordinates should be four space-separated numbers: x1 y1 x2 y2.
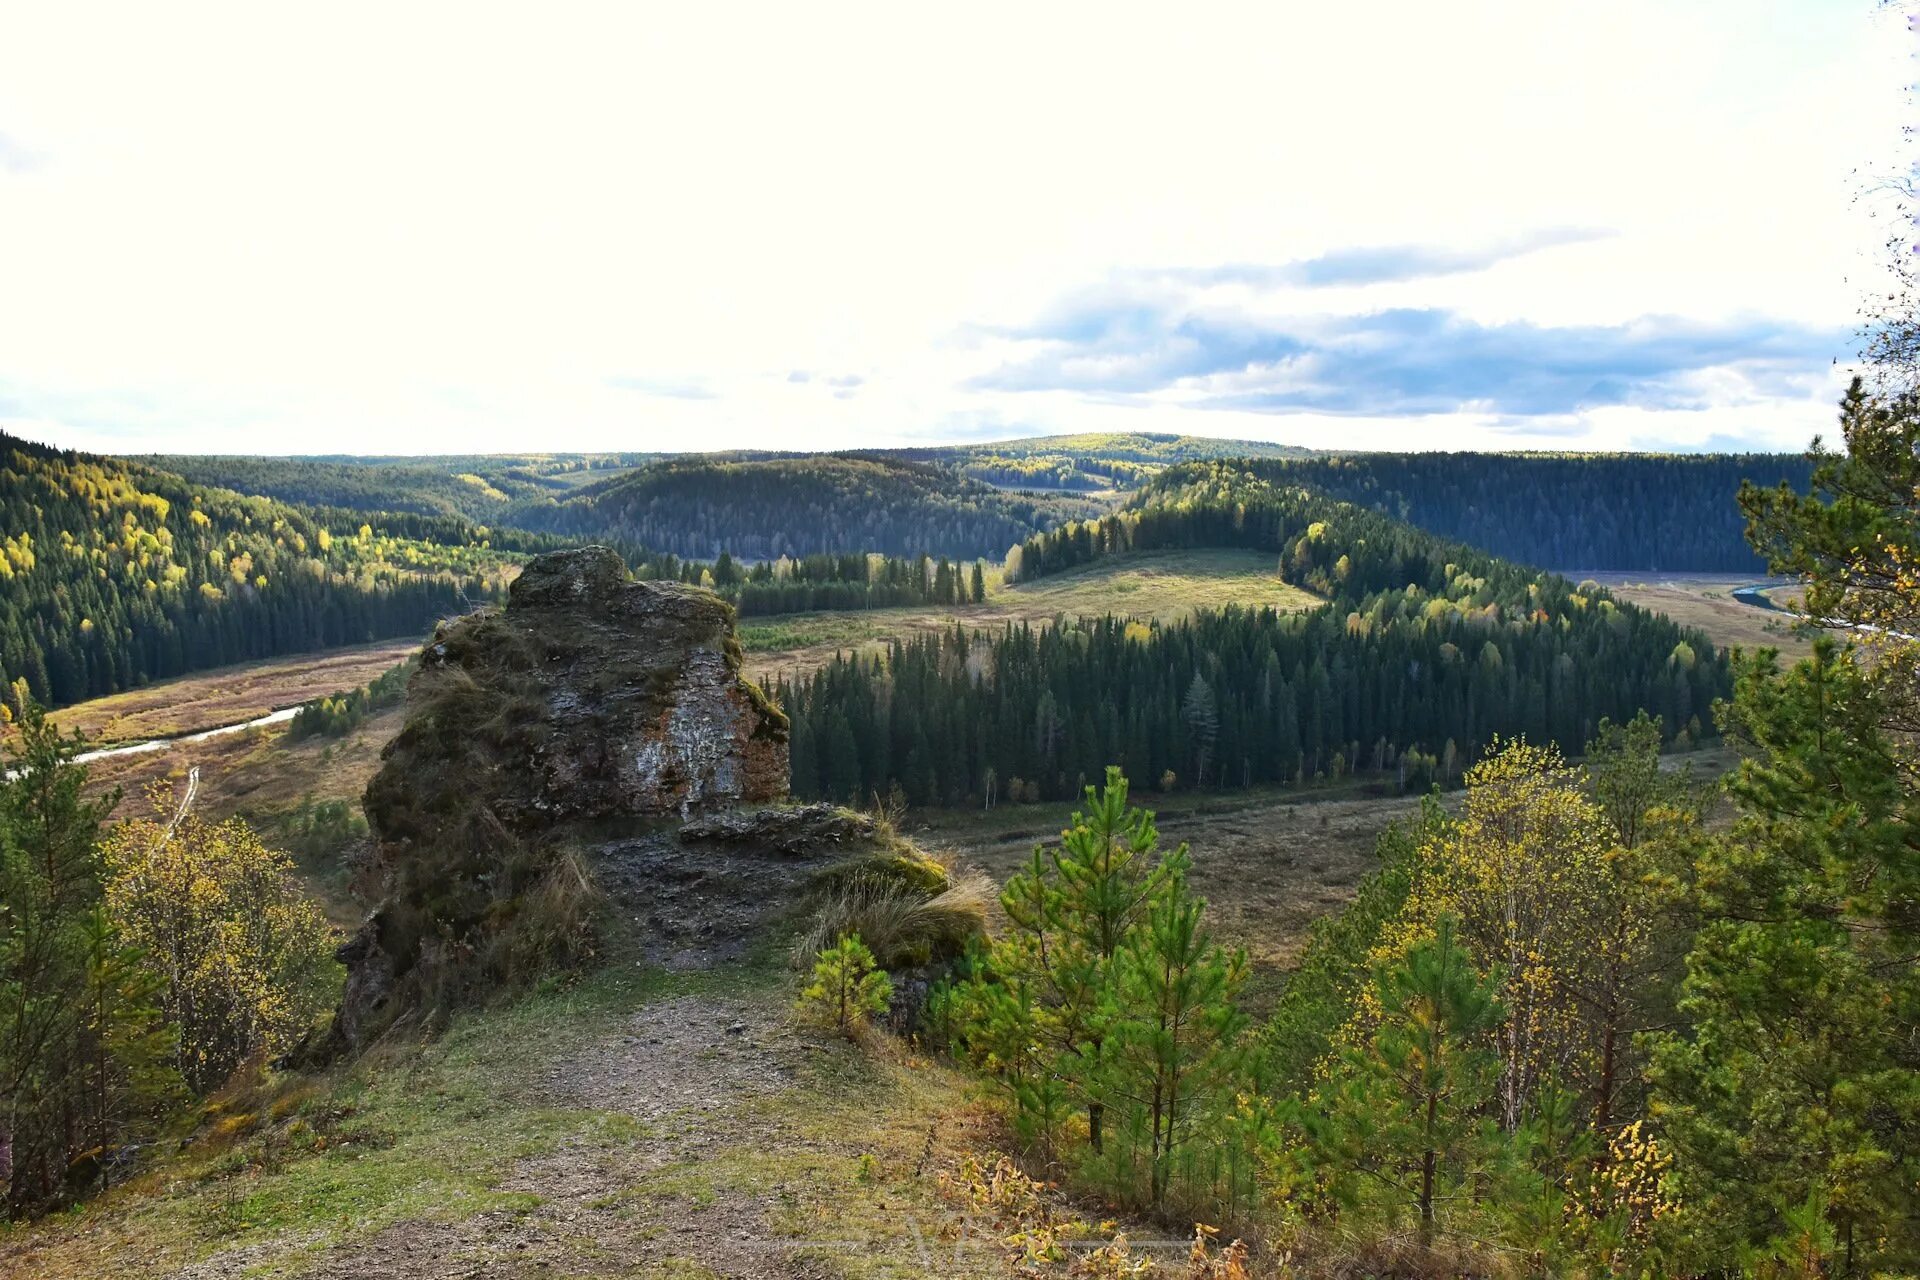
323 547 795 1052
364 546 787 846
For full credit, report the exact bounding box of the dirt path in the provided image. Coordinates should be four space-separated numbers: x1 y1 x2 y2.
159 993 992 1280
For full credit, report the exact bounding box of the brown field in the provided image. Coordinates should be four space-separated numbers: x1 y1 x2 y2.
916 781 1432 1013
1579 572 1818 657
912 740 1735 1016
36 640 418 748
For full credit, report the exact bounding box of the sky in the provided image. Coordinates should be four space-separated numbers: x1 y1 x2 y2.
0 1 1910 458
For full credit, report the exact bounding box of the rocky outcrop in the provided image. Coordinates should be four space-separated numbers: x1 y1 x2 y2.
319 547 801 1054
596 803 894 971
378 545 788 829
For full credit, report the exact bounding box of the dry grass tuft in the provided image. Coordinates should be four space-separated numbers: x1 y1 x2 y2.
793 864 993 970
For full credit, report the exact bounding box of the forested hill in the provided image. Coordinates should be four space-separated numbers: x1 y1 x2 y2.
0 434 523 709
502 454 1109 560
889 431 1312 491
147 451 662 522
1221 452 1814 572
784 460 1726 807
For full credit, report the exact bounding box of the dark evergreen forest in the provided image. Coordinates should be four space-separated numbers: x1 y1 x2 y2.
1236 452 1814 571
504 454 1106 560
782 462 1724 805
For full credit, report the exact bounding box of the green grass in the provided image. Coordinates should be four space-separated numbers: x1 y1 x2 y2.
738 615 884 653
1 957 1018 1279
738 549 1324 686
1 966 752 1277
998 547 1320 618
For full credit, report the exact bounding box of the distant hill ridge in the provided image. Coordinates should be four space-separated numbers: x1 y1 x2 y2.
1190 451 1814 573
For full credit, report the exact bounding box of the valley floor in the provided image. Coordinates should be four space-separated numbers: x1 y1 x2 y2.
1575 572 1815 657
36 641 420 751
0 554 1758 1278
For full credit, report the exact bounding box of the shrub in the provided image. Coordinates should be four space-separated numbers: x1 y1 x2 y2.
793 866 992 970
798 935 892 1035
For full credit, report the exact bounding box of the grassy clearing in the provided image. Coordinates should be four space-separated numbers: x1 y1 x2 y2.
738 614 885 654
911 740 1738 1016
913 781 1425 1016
745 548 1324 686
996 547 1319 619
0 964 674 1277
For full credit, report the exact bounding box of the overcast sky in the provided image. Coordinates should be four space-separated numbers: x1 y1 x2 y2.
0 2 1909 457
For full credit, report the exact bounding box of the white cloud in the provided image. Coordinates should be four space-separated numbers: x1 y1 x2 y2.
0 0 1906 455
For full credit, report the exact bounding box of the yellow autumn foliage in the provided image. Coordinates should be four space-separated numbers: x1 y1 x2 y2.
1371 739 1622 1129
102 786 338 1094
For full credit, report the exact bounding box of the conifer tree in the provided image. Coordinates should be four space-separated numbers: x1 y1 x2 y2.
987 768 1173 1155
1102 846 1248 1209
1647 642 1920 1271
798 935 892 1036
1645 373 1920 1272
1308 918 1506 1246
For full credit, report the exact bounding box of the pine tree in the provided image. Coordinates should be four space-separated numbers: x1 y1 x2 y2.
1102 845 1248 1209
1309 918 1507 1246
798 934 892 1036
964 768 1175 1157
1181 671 1218 787
1647 643 1920 1271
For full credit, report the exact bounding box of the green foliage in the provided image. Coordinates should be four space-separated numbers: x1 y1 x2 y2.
1610 376 1920 1272
508 453 1106 562
1098 846 1249 1211
650 549 993 616
276 798 369 862
1263 798 1435 1094
793 861 991 971
102 789 339 1095
784 461 1725 808
0 433 520 709
1304 918 1508 1245
0 706 178 1215
951 768 1255 1216
286 660 411 740
150 450 664 520
1646 641 1920 1271
937 740 1721 1255
1741 377 1920 642
798 934 893 1035
1251 451 1813 572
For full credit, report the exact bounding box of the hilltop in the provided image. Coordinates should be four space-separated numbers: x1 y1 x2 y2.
501 453 1108 560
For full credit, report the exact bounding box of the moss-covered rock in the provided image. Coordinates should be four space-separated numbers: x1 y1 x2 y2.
329 547 794 1053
